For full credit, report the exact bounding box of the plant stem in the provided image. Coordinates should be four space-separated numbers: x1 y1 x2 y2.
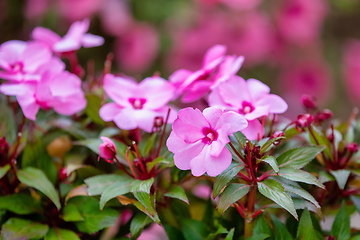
229 142 246 164
156 108 171 158
244 184 257 239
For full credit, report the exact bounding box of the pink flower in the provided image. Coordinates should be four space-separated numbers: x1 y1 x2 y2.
32 18 104 53
0 70 86 120
100 0 132 37
99 136 116 163
56 0 104 22
169 45 244 103
99 74 177 133
114 23 159 73
137 224 168 240
275 0 328 46
342 40 360 104
208 76 287 140
0 40 52 82
166 106 248 177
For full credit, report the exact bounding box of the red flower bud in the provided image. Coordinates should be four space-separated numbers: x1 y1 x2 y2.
315 109 333 123
348 143 358 153
98 137 116 163
296 114 314 130
301 94 316 109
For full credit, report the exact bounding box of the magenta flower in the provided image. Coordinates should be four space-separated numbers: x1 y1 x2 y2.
169 44 244 103
166 106 248 177
208 76 288 140
98 136 116 163
0 70 86 120
32 18 104 53
0 40 52 82
99 74 177 133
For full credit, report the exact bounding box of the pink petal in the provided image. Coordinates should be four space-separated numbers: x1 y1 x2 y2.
32 27 61 47
133 108 161 133
138 76 175 109
189 146 208 177
0 40 27 68
52 92 87 115
255 94 288 114
99 102 123 122
21 42 52 73
17 94 39 120
212 55 245 88
240 119 262 140
205 146 232 177
167 132 204 170
53 38 81 52
203 106 223 128
244 105 270 120
48 71 82 97
181 80 213 103
169 69 193 85
113 108 138 130
208 88 233 109
172 108 209 143
0 82 34 96
247 78 270 101
103 74 136 107
218 76 251 107
202 44 226 72
81 33 104 48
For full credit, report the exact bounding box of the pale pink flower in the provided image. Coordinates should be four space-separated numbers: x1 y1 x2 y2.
56 0 104 21
275 0 328 46
169 45 244 103
343 40 360 104
99 74 177 133
32 18 104 53
137 224 168 240
0 40 52 82
208 76 287 140
166 106 248 177
0 71 86 120
114 23 159 73
98 136 116 163
195 0 261 10
100 0 132 37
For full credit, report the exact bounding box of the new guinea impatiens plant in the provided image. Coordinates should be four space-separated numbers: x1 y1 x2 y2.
1 16 360 240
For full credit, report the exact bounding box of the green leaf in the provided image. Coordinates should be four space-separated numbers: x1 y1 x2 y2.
164 224 185 240
130 178 154 194
349 235 360 240
213 162 244 198
260 156 279 173
147 156 174 171
277 146 325 169
224 228 235 240
350 195 360 213
139 133 157 157
0 164 10 179
0 95 17 144
1 218 49 240
296 209 315 240
260 136 285 154
0 193 42 215
331 202 351 240
134 199 160 224
180 218 210 240
330 170 351 190
99 127 121 138
100 179 133 210
44 228 80 240
233 131 247 147
293 199 322 217
85 174 131 196
277 167 325 189
164 186 189 204
282 183 320 209
246 234 270 240
62 204 84 222
130 213 153 239
217 183 250 215
253 215 273 237
271 215 293 240
17 167 61 210
69 196 119 234
134 192 155 216
318 171 335 183
308 126 333 161
85 94 105 125
258 179 298 220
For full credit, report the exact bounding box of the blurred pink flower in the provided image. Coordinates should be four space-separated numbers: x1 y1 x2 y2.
343 40 360 104
275 0 328 46
56 0 104 21
209 76 287 139
278 59 332 117
195 0 262 10
0 71 86 120
115 23 159 73
24 0 49 19
169 44 244 103
99 74 176 132
192 184 212 199
32 18 104 53
166 106 247 177
0 40 52 82
100 0 133 37
98 136 116 163
138 224 168 240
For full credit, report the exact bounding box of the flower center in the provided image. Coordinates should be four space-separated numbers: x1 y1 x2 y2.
239 101 254 115
10 62 23 73
202 128 218 144
129 98 146 109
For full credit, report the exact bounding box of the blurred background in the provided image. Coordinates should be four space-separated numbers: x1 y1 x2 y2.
1 0 360 119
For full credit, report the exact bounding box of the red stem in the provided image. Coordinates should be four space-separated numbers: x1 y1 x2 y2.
126 147 139 179
229 142 246 164
156 108 171 158
132 141 147 178
114 157 134 178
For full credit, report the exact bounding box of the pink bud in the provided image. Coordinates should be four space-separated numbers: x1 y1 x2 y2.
296 114 314 130
301 94 316 109
315 109 333 123
348 143 359 153
99 136 116 163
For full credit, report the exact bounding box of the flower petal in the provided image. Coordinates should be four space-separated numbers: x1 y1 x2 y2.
202 44 226 71
81 33 105 48
255 94 288 114
247 78 270 101
189 146 209 177
113 108 138 130
99 102 123 122
205 146 232 177
240 119 262 140
218 76 251 107
103 74 136 107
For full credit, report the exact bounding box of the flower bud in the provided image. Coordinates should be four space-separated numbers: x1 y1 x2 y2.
152 116 164 132
315 109 333 123
348 143 359 153
98 136 116 163
296 114 314 130
301 94 316 109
